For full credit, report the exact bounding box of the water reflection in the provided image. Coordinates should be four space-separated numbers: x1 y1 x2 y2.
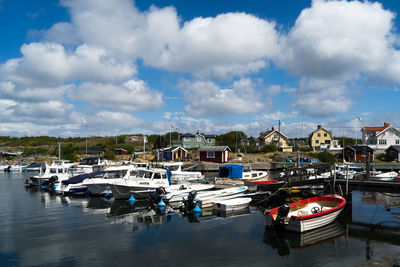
263 221 345 256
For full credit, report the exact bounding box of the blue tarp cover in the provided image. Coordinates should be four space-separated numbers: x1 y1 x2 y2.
218 164 243 179
62 171 106 185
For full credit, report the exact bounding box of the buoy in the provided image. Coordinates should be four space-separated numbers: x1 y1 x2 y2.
104 193 111 198
157 200 166 207
158 206 165 211
53 184 58 189
192 205 202 213
24 169 27 173
41 185 46 189
128 195 136 203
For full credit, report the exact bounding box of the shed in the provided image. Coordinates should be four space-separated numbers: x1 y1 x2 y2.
154 146 188 161
385 145 400 162
343 145 375 163
115 148 128 155
198 146 231 163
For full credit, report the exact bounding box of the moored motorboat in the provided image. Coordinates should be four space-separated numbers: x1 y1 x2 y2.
264 194 346 233
196 186 248 208
218 164 269 181
25 160 74 187
212 197 252 212
370 171 399 181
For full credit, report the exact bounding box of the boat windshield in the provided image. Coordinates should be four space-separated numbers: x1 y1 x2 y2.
137 170 152 179
105 170 128 179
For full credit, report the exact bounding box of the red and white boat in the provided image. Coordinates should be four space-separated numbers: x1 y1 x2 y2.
264 194 346 233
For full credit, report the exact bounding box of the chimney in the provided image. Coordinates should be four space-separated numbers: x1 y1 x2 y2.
384 122 389 127
271 127 274 131
317 125 321 129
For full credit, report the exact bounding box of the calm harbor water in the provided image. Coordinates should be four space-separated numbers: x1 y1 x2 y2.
1 173 400 267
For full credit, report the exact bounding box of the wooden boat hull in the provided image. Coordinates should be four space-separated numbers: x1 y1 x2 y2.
264 195 346 233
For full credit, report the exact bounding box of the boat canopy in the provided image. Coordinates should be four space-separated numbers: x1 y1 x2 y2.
62 171 106 185
218 164 243 179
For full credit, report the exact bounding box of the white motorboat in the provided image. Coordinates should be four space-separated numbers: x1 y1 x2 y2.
22 163 44 172
212 197 252 212
55 171 106 195
25 160 74 186
196 186 248 208
370 171 399 181
109 168 172 199
163 184 216 203
161 162 204 182
69 157 108 175
83 164 147 195
218 164 268 181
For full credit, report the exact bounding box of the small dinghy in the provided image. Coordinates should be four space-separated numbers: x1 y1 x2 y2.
264 194 346 233
212 197 252 212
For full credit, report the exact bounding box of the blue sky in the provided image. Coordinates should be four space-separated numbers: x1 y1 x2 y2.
0 0 400 138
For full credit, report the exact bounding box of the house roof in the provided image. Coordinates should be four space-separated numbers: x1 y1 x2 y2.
181 133 216 139
362 122 390 133
198 146 231 152
259 128 289 141
386 145 400 152
309 126 332 139
345 145 375 152
156 146 187 153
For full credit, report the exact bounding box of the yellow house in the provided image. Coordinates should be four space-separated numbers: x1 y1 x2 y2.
256 127 293 152
309 125 333 149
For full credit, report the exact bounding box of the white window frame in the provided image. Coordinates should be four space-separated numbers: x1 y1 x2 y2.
396 139 400 145
379 139 387 145
207 151 215 158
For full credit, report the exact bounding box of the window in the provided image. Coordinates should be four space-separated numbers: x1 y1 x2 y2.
316 140 319 144
58 169 63 173
379 139 387 145
325 140 331 144
50 169 57 174
396 139 400 145
207 138 212 143
184 137 190 141
317 133 321 137
153 173 161 179
324 133 327 137
207 151 215 158
196 137 202 142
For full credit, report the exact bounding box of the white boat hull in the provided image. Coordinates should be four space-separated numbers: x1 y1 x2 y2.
212 197 252 212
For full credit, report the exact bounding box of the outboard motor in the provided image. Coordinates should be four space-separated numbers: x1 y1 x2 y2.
179 190 198 213
149 186 166 206
274 203 290 227
5 166 12 172
42 176 58 192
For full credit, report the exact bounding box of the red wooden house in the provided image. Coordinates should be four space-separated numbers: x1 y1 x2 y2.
198 146 231 163
343 145 374 163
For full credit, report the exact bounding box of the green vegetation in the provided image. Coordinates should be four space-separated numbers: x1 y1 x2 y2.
260 145 279 153
309 151 336 163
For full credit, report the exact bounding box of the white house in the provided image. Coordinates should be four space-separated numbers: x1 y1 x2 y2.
361 122 400 152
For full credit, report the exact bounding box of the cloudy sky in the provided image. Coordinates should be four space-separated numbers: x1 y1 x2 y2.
1 0 400 138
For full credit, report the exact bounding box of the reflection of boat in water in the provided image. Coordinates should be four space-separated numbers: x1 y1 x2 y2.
263 221 345 256
82 197 113 215
107 200 173 228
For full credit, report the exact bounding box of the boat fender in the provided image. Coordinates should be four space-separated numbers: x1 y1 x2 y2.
129 194 136 203
275 203 290 225
104 193 111 198
193 205 202 213
157 200 166 207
